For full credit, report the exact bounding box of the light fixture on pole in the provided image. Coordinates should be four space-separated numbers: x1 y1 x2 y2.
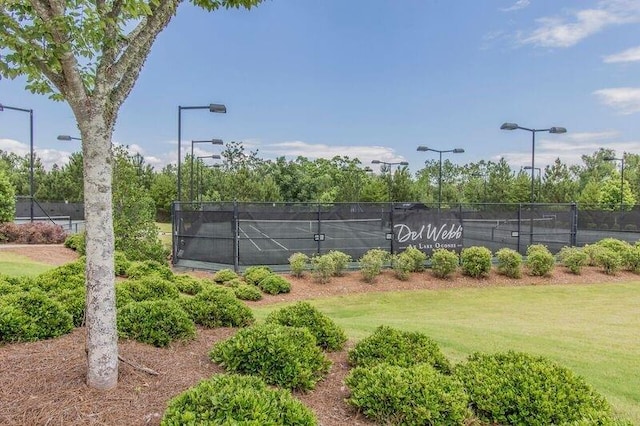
416 146 465 208
501 122 566 246
177 104 226 202
57 135 83 141
1 103 34 222
371 160 409 202
190 139 223 202
523 166 541 202
603 155 625 210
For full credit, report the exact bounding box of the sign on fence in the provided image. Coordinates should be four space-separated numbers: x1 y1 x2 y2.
393 210 464 255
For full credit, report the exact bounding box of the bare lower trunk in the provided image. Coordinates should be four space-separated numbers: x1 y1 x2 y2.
81 118 118 390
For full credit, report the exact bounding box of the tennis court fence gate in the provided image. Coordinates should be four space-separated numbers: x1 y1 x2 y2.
171 201 640 271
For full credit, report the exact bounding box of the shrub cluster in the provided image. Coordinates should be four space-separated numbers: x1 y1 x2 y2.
212 268 239 283
172 274 204 295
455 351 615 425
265 302 347 351
64 232 86 254
161 374 317 426
210 323 331 390
0 222 68 244
232 283 263 301
460 246 492 278
326 250 351 276
430 248 459 278
391 253 414 281
180 286 254 328
359 249 389 283
557 246 588 275
258 274 291 295
125 259 174 280
243 266 272 286
311 254 335 284
495 248 523 278
526 244 555 276
402 246 427 272
119 276 180 302
288 252 309 277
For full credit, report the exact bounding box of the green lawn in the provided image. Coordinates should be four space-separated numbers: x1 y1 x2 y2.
156 222 172 251
252 282 640 423
0 252 54 277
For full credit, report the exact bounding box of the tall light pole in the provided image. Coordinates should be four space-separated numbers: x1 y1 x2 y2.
603 155 625 210
523 166 541 202
1 103 34 221
371 160 409 202
196 155 221 202
416 146 464 208
190 139 223 202
177 104 226 202
501 122 566 247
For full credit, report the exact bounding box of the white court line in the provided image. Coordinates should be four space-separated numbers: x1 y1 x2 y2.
249 225 289 251
238 226 261 251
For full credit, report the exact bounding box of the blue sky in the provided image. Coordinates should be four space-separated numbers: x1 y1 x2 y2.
1 0 640 173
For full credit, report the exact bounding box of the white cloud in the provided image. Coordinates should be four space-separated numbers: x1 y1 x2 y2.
0 138 28 156
593 87 640 114
500 0 531 12
519 0 640 48
603 45 640 63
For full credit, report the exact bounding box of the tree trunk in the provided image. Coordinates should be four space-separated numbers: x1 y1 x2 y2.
80 114 118 390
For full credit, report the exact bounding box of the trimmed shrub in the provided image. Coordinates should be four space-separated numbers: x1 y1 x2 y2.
526 244 555 276
34 261 85 294
265 302 347 351
180 286 254 328
326 250 351 276
233 284 263 301
430 248 459 278
595 246 622 275
346 363 469 426
212 268 239 283
160 374 317 426
115 284 135 309
64 232 86 254
114 250 131 276
402 246 427 272
495 247 523 278
392 252 413 281
0 290 74 342
288 252 309 277
119 276 180 302
311 254 335 284
455 351 614 426
460 246 492 278
210 323 331 391
348 325 451 373
558 246 588 275
258 274 291 295
243 266 272 286
623 244 640 273
125 260 174 280
117 300 196 347
172 274 204 295
0 280 21 296
50 287 86 327
596 238 631 255
220 278 244 289
359 248 389 283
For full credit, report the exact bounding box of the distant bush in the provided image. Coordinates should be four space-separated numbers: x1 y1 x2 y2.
346 363 469 426
526 244 555 276
265 302 347 351
172 274 204 295
34 259 85 293
288 252 309 277
0 290 73 342
582 244 602 266
402 246 427 272
117 300 195 347
243 266 272 286
210 323 331 391
596 238 631 255
495 248 523 278
460 246 492 278
557 246 588 275
311 254 335 284
430 248 459 278
348 325 451 373
233 284 263 301
161 374 317 426
180 286 254 328
212 268 239 283
64 232 86 254
326 250 351 276
391 252 413 281
623 244 640 273
595 247 622 275
359 249 389 283
125 260 174 280
220 278 244 289
455 351 614 426
119 276 180 302
0 222 67 244
258 274 291 295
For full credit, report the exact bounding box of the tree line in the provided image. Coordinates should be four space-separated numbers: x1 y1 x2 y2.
1 141 637 219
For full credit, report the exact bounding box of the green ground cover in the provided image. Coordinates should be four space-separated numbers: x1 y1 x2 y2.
252 282 640 423
0 252 53 277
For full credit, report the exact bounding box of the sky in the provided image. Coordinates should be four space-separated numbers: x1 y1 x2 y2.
1 0 640 174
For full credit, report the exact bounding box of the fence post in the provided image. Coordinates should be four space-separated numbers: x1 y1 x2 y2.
570 202 578 247
517 204 522 254
233 201 239 272
317 203 322 255
171 201 177 265
390 202 394 255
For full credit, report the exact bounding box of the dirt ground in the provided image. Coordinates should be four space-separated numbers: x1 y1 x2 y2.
1 245 637 425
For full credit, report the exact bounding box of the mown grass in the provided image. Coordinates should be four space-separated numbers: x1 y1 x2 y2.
252 282 640 423
0 252 54 277
156 222 172 251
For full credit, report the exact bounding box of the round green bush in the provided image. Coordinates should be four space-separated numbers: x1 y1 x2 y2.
115 283 135 309
326 250 351 276
311 254 336 284
265 301 347 351
161 374 317 426
117 299 196 347
392 252 414 281
495 247 523 278
594 246 622 275
0 290 73 342
430 248 459 278
455 351 614 426
359 248 389 283
172 274 204 295
348 325 451 373
596 238 631 255
221 278 244 288
558 246 588 275
526 244 555 276
64 232 86 254
34 259 85 293
346 363 469 425
233 283 263 301
120 276 180 302
460 246 492 278
243 266 272 286
180 286 254 328
288 252 309 277
210 323 331 391
125 260 174 280
258 274 291 295
212 268 239 283
623 244 640 273
402 246 428 272
50 287 86 327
